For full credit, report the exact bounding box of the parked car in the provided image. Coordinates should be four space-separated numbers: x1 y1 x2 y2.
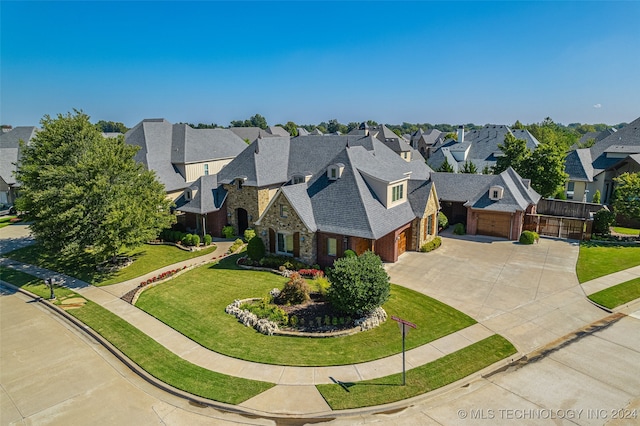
0 203 16 216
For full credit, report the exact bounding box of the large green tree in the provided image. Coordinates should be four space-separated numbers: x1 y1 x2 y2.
522 143 568 197
16 111 175 263
612 172 640 220
494 133 531 174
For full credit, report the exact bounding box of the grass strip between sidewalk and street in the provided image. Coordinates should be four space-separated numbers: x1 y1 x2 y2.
588 277 640 309
0 266 274 404
316 334 516 410
576 242 640 283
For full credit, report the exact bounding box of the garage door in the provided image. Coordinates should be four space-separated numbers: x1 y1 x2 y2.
477 213 511 239
397 228 409 255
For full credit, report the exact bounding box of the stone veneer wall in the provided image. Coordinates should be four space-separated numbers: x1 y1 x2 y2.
255 192 316 265
410 185 440 250
224 183 275 232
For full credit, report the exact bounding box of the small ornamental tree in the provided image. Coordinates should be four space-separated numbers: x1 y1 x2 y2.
592 189 601 204
612 172 640 221
326 250 390 315
246 236 265 261
593 209 615 235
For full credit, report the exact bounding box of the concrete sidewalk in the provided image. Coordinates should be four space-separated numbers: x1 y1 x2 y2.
581 265 640 296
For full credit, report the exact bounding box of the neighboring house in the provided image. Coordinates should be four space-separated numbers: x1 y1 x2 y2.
0 126 38 204
267 126 290 137
410 128 446 160
428 124 539 172
348 123 418 161
431 168 540 240
575 128 616 148
564 116 640 203
125 119 248 201
218 133 438 266
229 127 276 144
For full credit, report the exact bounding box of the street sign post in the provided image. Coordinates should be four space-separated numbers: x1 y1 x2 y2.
390 315 417 385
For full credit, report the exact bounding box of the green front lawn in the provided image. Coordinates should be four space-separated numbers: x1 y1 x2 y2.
316 334 516 410
0 267 274 404
136 255 477 366
612 226 640 236
3 243 217 286
576 242 640 283
588 277 640 309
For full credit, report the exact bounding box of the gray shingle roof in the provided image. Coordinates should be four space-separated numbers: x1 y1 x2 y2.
170 125 247 164
304 146 417 239
407 180 434 216
566 117 640 180
428 125 539 171
228 127 274 143
177 174 227 214
126 119 187 192
267 126 290 137
564 149 593 182
430 172 495 202
0 126 38 186
280 184 317 232
218 137 291 186
464 168 540 212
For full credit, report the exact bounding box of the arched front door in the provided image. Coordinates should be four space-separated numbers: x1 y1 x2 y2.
237 208 249 235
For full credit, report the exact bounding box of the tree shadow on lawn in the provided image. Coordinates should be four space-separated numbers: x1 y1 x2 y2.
3 243 145 284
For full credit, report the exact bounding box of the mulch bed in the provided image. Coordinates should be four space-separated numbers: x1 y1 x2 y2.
276 293 354 332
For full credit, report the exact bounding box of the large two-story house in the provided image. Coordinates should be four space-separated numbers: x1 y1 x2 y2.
216 133 439 266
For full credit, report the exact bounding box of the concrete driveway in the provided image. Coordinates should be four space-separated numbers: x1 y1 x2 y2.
386 235 607 353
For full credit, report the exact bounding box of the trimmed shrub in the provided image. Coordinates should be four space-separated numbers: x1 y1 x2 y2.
222 225 236 239
313 275 331 296
343 249 356 258
192 234 201 247
519 230 539 245
240 298 288 324
181 233 194 246
277 272 310 305
203 234 212 246
592 190 601 204
229 238 244 253
438 212 449 230
453 223 465 235
246 236 266 261
326 250 390 315
420 236 442 252
244 228 256 242
593 209 615 235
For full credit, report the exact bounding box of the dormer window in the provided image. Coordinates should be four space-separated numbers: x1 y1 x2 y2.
489 185 504 200
204 164 209 176
327 163 345 180
185 190 192 201
237 179 243 190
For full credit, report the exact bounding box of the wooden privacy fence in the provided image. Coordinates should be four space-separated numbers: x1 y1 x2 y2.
524 214 592 240
536 198 603 219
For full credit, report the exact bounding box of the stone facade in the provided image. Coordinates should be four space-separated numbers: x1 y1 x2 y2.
255 191 317 265
410 184 440 250
224 183 276 233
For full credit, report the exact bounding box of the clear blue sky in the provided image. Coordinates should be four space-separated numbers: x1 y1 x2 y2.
2 1 639 128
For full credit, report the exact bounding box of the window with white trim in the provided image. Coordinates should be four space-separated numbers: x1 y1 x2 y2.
327 238 337 256
392 184 404 202
204 164 209 175
277 232 294 255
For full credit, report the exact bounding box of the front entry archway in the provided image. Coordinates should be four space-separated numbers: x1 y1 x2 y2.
237 208 249 235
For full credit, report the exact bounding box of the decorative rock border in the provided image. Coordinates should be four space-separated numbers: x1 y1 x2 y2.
225 298 388 337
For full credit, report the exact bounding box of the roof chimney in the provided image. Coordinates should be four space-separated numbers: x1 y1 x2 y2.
457 125 464 143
